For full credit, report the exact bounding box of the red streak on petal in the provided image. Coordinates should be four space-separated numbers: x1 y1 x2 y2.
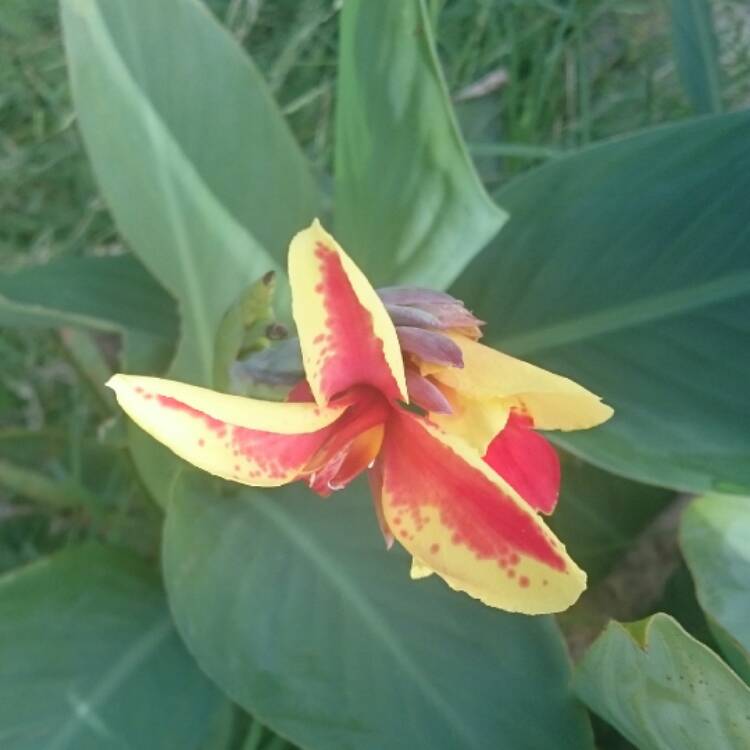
157 395 225 431
382 411 566 571
483 411 561 515
519 576 530 588
429 543 440 554
155 393 335 481
312 244 402 402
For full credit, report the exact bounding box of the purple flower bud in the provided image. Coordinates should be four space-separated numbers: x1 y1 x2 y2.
379 285 484 335
377 286 456 307
405 371 453 414
384 303 442 328
396 326 464 368
417 302 484 329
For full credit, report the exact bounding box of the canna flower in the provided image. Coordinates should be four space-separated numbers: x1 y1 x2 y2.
107 221 612 614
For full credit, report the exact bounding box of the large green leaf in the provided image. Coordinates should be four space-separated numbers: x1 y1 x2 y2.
574 613 750 750
548 455 674 585
62 0 319 384
334 0 506 288
0 544 227 750
669 0 722 114
681 494 750 682
0 255 176 338
163 480 593 750
454 110 750 493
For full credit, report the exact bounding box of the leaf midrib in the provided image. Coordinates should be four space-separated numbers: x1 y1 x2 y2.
48 615 172 750
254 496 480 748
496 269 750 356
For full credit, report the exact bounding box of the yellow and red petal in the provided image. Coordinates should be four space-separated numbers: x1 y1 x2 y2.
422 335 613 431
430 385 510 456
305 389 389 496
288 220 407 406
368 457 393 549
107 374 346 487
483 412 560 515
378 408 586 614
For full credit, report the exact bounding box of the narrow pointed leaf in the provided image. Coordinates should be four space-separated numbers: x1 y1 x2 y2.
574 614 750 750
0 544 227 750
163 480 593 750
681 494 750 682
670 0 723 114
334 0 506 288
62 0 319 383
455 111 750 493
0 255 176 338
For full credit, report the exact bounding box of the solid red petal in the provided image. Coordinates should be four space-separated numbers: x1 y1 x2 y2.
483 412 561 515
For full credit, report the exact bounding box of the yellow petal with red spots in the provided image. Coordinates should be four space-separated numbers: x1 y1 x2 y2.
106 374 346 487
422 335 613 431
379 409 586 614
289 220 407 406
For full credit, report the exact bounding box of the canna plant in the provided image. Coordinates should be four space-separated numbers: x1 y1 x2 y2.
0 0 748 749
107 220 612 614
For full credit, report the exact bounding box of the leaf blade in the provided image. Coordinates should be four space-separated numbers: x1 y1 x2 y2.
0 544 227 750
681 493 750 682
163 480 593 750
454 111 750 493
62 0 319 383
574 613 750 750
0 255 177 338
334 0 506 288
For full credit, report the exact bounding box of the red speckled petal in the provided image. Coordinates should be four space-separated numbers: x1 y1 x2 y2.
107 374 346 487
483 412 561 515
289 221 407 406
379 408 585 614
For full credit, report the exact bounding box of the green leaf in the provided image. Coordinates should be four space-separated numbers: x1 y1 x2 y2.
62 0 319 384
681 494 750 683
213 272 279 392
0 255 177 338
454 110 750 493
548 455 674 585
669 0 722 114
574 613 750 750
163 480 593 750
334 0 506 288
0 544 227 750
